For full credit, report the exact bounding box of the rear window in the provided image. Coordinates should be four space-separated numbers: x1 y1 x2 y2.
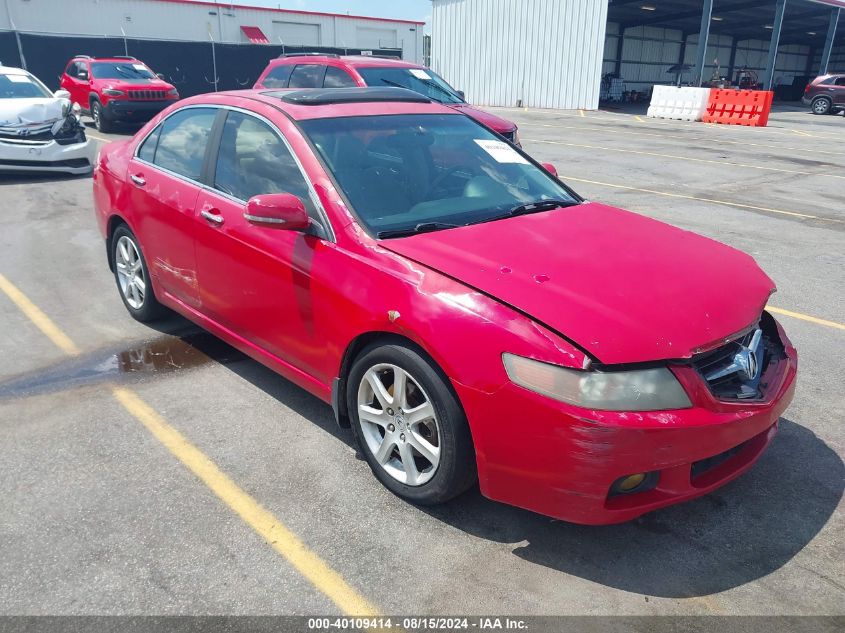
289 64 326 89
261 64 294 88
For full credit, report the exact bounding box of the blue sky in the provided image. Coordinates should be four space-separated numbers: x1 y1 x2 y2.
199 1 432 28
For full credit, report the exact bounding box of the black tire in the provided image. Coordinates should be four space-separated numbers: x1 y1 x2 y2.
111 225 166 322
811 97 832 115
91 100 114 132
347 342 477 505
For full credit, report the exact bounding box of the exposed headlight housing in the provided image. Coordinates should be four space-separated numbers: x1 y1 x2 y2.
102 88 124 97
502 353 692 411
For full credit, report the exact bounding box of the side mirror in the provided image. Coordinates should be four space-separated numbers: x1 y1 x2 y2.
244 193 311 231
456 89 465 100
78 71 89 81
54 89 71 99
541 162 558 177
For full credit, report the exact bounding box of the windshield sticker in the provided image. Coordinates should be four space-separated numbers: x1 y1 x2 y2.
409 69 431 80
474 139 529 164
132 64 147 72
7 75 32 83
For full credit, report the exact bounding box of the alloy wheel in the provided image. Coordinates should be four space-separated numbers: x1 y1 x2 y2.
115 235 146 309
357 364 441 486
812 99 830 114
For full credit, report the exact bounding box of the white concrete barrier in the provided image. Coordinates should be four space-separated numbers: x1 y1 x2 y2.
647 86 712 122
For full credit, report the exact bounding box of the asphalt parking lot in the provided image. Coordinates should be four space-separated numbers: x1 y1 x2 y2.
0 104 843 618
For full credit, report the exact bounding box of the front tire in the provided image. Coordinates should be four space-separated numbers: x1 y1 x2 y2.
92 100 114 132
811 97 832 115
112 226 165 322
347 343 476 505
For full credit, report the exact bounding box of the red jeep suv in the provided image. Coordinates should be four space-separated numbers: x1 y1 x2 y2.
61 56 179 132
802 73 845 115
254 54 520 145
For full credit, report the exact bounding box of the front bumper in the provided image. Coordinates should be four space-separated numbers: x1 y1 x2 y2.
103 99 172 121
0 137 95 175
457 321 798 525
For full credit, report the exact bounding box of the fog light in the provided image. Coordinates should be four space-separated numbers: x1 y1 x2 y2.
609 471 658 497
619 473 646 491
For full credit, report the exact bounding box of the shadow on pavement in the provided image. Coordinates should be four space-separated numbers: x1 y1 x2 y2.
58 317 842 600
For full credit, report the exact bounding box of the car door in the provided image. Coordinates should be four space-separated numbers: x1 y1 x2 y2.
128 106 219 309
61 61 87 107
193 108 334 380
832 76 845 106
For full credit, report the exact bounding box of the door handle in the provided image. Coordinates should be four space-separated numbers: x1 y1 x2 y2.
201 209 225 225
130 174 146 187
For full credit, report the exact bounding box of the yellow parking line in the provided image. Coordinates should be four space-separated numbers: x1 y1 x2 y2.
791 129 813 137
767 306 845 331
111 387 379 616
86 131 111 143
579 109 585 117
0 273 378 616
560 174 842 223
0 273 81 356
526 138 844 179
634 115 645 122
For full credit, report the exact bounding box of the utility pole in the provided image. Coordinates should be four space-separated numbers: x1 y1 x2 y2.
3 0 27 69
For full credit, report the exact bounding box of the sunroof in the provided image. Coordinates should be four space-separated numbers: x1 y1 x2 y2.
268 87 431 105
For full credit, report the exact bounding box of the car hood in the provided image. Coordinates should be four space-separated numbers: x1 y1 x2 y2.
99 79 175 91
448 103 516 134
382 202 775 364
0 98 66 128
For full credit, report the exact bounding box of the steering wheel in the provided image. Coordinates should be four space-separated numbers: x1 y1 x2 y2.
428 166 470 196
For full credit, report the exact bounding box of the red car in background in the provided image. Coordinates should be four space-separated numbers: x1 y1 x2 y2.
61 55 179 132
802 73 845 115
93 87 797 525
254 54 521 145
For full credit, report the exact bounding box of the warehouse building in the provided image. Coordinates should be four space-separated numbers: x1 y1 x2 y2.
0 0 425 63
431 0 845 109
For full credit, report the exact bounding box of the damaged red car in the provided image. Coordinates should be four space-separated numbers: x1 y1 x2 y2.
93 87 797 525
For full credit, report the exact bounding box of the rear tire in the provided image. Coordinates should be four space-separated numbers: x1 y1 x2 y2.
347 343 477 505
811 97 832 115
111 226 166 322
92 100 114 132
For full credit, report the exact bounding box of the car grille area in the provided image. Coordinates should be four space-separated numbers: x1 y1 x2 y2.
691 312 786 402
128 90 167 100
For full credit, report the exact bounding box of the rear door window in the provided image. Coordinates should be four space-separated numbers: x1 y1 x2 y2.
835 77 845 86
289 64 326 89
151 107 217 181
261 64 294 88
323 66 357 88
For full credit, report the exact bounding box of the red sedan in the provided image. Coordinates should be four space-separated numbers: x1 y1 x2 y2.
93 87 797 525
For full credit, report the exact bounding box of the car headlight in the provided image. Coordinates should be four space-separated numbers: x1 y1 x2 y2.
502 353 691 411
102 88 124 97
167 88 179 98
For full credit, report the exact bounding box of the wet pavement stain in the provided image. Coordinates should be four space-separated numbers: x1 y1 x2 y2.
0 329 247 400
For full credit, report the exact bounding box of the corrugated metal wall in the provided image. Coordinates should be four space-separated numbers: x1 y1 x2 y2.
431 0 608 110
0 0 424 63
603 24 817 91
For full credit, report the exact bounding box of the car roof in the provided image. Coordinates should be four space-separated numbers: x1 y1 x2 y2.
272 54 422 69
73 56 147 63
0 65 29 76
180 88 460 121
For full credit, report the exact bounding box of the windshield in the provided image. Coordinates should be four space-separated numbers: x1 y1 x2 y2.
357 67 464 104
301 114 578 237
91 62 156 80
0 73 53 99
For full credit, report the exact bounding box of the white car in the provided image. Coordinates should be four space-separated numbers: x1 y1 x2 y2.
0 65 95 175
